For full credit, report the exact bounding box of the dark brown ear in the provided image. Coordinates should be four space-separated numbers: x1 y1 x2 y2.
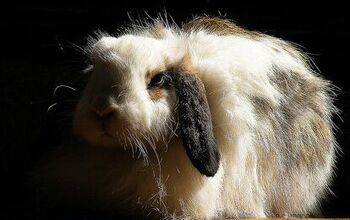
172 72 220 177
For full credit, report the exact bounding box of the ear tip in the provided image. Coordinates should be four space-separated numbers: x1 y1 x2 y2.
202 166 219 177
198 150 221 177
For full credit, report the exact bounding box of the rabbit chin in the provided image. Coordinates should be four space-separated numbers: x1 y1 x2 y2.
74 124 124 148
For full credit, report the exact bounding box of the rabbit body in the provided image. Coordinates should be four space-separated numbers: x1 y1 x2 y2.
33 17 337 219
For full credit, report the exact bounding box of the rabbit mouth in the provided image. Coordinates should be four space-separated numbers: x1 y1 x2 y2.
96 126 127 146
100 122 115 138
101 130 114 139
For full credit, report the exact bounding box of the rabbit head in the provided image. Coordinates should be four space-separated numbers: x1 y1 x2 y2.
73 35 220 176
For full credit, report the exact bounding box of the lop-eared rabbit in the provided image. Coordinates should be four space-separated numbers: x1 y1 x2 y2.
32 16 338 219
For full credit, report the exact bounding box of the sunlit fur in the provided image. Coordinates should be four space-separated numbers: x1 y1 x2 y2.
35 16 338 219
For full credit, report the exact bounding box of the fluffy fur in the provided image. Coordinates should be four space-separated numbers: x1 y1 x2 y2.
32 16 338 219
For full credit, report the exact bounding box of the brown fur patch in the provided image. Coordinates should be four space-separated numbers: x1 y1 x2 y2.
183 16 260 38
148 88 163 101
290 109 333 169
166 52 198 75
245 153 256 171
263 66 334 170
148 21 168 39
250 96 275 118
269 66 330 118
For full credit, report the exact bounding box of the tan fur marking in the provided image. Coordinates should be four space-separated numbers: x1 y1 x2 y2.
148 88 163 101
148 21 168 39
245 153 256 172
183 16 260 38
166 52 198 75
290 110 333 168
250 96 275 118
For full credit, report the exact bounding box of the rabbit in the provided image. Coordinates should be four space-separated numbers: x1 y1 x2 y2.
31 16 338 219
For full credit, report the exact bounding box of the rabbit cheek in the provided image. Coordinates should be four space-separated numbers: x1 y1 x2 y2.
73 100 101 146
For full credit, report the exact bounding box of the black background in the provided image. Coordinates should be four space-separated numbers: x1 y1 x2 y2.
1 1 349 219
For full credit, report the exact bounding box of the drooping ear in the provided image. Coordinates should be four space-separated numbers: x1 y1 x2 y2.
172 72 220 177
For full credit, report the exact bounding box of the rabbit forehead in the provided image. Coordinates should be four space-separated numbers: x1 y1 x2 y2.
92 35 185 77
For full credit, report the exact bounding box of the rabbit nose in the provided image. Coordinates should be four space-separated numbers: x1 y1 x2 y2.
92 105 117 121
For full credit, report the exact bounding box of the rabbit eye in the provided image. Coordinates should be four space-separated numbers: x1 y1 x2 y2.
147 72 172 89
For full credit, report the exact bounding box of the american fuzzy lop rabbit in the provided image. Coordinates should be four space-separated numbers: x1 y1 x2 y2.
32 16 339 219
